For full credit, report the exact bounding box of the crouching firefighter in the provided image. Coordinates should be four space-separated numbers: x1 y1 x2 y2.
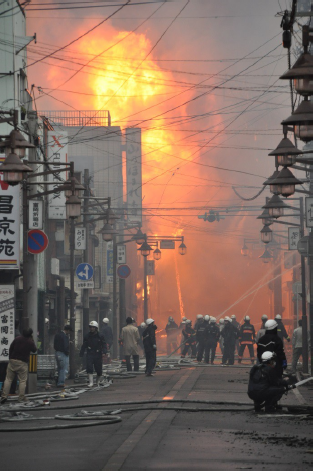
80 321 107 387
247 351 291 413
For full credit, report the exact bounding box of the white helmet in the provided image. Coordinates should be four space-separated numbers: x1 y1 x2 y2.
261 314 268 321
140 322 146 328
196 314 203 319
169 316 173 321
182 317 187 321
204 315 210 321
261 351 276 363
146 318 154 325
244 316 250 321
89 321 98 328
275 314 282 320
224 316 232 322
102 318 109 324
185 319 191 324
231 315 236 319
219 318 224 324
210 317 216 323
265 319 278 330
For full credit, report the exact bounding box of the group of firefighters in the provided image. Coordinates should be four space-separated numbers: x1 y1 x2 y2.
164 313 291 366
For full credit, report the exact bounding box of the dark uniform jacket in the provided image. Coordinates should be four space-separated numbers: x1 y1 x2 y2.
238 322 255 345
194 319 203 331
220 323 238 346
142 324 157 353
206 324 220 344
80 332 107 356
276 320 290 341
182 325 196 345
9 336 37 363
101 325 113 347
54 331 70 356
165 321 178 338
257 332 286 366
196 321 209 342
248 364 285 395
231 319 240 331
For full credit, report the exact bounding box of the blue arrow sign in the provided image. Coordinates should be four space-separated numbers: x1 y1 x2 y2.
76 263 94 281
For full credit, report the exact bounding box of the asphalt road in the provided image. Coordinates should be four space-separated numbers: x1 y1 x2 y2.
0 360 312 471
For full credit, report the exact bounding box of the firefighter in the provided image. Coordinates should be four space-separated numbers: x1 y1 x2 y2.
204 317 220 364
238 316 256 364
248 351 290 413
80 321 107 387
165 316 179 355
275 314 291 343
221 317 238 365
194 314 204 331
257 320 287 378
256 314 268 343
179 317 187 354
142 318 157 376
231 314 240 354
181 320 197 358
219 318 225 354
196 315 210 362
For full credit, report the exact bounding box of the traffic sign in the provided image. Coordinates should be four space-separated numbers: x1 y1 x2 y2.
76 263 94 280
297 236 309 257
117 264 131 279
28 229 49 254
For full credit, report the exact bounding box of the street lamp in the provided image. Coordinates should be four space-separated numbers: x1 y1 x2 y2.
98 223 118 242
268 132 302 167
262 194 290 218
257 207 273 226
0 129 36 158
259 248 273 264
268 167 303 197
260 225 273 244
138 240 153 257
178 242 187 255
132 228 146 245
66 194 82 218
0 151 33 185
153 246 162 261
263 170 281 195
281 97 313 142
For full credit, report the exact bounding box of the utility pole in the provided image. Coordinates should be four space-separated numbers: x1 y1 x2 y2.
112 233 118 358
273 249 283 316
144 256 148 321
82 169 90 339
69 217 76 378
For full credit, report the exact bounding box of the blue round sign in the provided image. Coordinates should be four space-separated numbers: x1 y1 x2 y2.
76 263 94 281
117 264 131 279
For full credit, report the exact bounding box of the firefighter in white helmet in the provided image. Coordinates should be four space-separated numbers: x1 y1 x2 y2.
257 320 287 378
80 321 107 387
248 351 290 413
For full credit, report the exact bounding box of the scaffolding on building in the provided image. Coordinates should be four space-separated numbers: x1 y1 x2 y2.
39 110 111 127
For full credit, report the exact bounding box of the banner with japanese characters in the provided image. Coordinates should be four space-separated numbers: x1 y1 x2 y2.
0 157 20 269
47 130 68 220
126 128 142 226
288 227 300 251
0 285 15 362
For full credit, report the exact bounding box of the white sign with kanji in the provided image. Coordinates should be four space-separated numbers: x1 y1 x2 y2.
0 157 20 269
126 128 142 226
288 227 300 250
305 197 313 228
29 200 43 229
0 285 15 362
117 245 126 264
75 227 86 250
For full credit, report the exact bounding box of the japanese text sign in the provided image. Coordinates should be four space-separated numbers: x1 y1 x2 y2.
75 227 86 250
126 128 142 226
0 156 20 269
288 227 300 251
29 200 43 229
0 285 15 362
305 197 313 228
